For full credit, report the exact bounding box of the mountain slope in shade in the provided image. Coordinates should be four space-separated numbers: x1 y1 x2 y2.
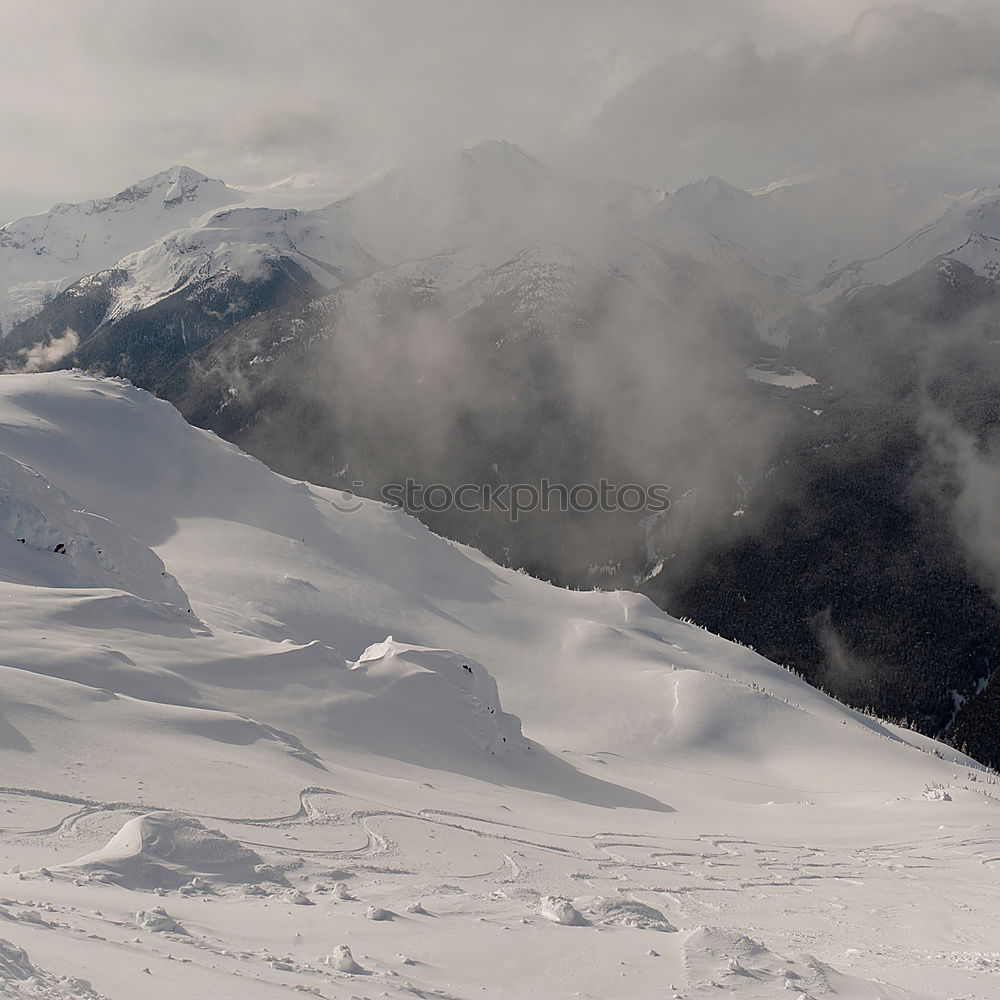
0 167 245 335
0 371 996 999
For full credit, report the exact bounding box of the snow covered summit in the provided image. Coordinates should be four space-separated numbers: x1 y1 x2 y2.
0 167 244 335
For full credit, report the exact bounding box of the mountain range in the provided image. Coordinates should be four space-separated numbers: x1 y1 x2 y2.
8 147 1000 337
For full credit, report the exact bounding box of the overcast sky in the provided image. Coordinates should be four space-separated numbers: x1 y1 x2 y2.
4 0 999 222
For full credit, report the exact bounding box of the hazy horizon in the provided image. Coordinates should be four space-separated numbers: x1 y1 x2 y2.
5 0 1000 222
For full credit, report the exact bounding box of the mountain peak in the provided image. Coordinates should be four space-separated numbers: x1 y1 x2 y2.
0 165 243 335
119 165 224 208
674 175 747 200
460 139 545 175
662 175 750 214
148 164 213 185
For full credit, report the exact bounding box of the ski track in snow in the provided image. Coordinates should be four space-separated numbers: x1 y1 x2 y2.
3 778 1000 998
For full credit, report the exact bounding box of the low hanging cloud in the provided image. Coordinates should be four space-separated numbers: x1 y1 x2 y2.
12 328 79 373
922 406 1000 602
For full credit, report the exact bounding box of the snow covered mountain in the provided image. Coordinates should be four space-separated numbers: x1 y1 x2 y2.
813 183 1000 303
91 205 378 324
323 139 578 265
0 370 996 999
636 165 952 292
308 147 991 325
2 146 980 379
1 150 995 357
1 201 379 380
1 143 759 391
0 167 245 336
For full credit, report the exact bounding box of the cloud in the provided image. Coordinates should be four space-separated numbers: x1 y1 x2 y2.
922 406 1000 601
0 0 945 222
12 329 79 373
575 3 1000 192
814 609 877 695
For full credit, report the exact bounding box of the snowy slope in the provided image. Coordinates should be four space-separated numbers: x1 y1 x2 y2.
0 168 245 335
0 371 997 999
0 371 929 786
97 205 378 323
814 184 1000 303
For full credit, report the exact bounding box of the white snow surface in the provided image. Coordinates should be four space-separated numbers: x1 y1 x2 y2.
0 371 997 998
100 205 377 321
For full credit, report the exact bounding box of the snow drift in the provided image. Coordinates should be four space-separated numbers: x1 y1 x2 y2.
66 813 265 889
